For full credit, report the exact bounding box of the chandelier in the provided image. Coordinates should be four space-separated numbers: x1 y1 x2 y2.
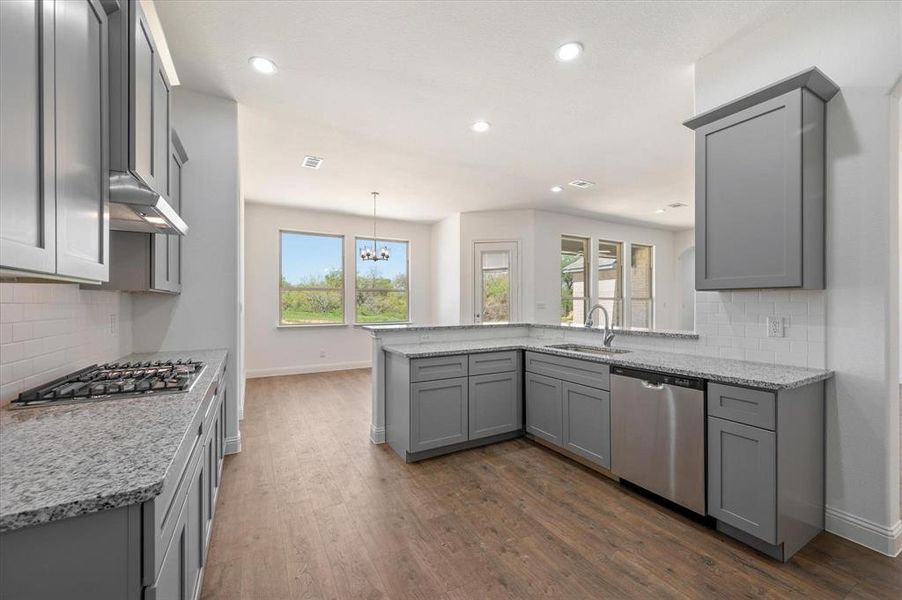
360 191 390 261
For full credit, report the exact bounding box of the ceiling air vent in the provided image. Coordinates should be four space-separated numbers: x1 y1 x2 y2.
667 202 688 208
302 156 323 169
568 179 595 189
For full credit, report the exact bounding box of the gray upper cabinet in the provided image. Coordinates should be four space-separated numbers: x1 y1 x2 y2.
0 0 55 275
109 0 169 196
684 68 839 290
0 0 110 282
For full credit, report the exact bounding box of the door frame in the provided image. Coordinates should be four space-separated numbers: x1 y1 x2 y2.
473 240 520 323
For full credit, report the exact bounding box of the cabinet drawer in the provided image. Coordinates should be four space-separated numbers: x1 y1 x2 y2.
525 351 610 390
410 355 468 382
468 351 520 376
707 382 775 430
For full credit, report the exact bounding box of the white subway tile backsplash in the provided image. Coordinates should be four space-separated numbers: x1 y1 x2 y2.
0 283 132 405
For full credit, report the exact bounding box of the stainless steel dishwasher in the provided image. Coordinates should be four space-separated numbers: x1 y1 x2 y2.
610 366 706 515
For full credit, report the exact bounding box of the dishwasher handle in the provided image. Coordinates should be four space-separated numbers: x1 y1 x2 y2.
640 380 665 390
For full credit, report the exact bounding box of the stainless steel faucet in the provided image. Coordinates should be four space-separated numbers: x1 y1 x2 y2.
585 304 616 347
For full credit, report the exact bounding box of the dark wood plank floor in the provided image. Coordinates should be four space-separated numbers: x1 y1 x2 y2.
201 370 900 599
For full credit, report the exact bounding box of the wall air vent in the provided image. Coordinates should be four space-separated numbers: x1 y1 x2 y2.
568 179 595 189
667 202 688 208
302 156 324 169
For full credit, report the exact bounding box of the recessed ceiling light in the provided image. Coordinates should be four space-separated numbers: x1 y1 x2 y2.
471 120 491 133
249 56 277 74
655 208 666 214
555 42 583 62
667 202 688 208
550 186 563 193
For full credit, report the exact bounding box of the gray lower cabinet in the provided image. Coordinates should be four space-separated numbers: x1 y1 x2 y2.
0 361 228 599
562 382 611 469
524 352 611 469
707 416 777 543
684 68 838 290
385 350 523 461
410 377 469 452
705 380 824 561
0 0 110 282
524 372 563 445
469 371 521 440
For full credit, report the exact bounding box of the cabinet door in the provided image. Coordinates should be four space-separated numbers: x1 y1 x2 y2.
525 372 563 446
54 0 109 281
468 371 521 440
562 382 611 469
131 2 155 187
695 90 802 289
185 453 205 600
152 59 171 198
409 377 468 453
204 430 215 555
147 495 189 600
707 416 777 543
0 0 56 274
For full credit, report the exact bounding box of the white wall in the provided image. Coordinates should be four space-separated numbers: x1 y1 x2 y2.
431 214 461 325
0 283 132 405
459 210 536 324
244 203 432 377
131 89 242 453
694 1 901 555
673 228 695 331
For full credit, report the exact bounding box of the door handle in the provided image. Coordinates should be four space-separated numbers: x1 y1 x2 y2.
640 380 665 390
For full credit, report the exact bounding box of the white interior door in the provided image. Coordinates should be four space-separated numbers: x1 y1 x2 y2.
474 241 519 323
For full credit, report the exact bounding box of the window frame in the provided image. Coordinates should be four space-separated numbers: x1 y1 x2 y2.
628 242 655 329
278 229 346 328
353 236 411 325
561 235 590 325
597 239 624 328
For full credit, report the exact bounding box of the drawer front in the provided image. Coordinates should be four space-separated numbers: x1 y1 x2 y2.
410 355 468 382
468 350 520 376
708 382 775 430
525 351 610 390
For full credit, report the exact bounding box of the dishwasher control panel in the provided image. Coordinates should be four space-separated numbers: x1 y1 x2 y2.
610 366 705 390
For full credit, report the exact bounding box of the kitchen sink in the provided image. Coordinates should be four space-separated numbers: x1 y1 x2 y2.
545 343 631 355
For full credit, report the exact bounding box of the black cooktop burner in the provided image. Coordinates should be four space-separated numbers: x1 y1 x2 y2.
11 359 205 408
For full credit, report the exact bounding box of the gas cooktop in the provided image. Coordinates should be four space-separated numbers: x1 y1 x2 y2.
11 359 206 408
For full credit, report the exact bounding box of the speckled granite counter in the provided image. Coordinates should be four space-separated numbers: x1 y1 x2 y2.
381 338 832 391
0 349 228 532
364 322 700 340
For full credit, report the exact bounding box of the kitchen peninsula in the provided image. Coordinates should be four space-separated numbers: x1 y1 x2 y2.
366 323 833 561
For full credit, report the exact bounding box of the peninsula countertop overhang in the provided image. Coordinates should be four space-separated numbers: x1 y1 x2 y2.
379 336 833 391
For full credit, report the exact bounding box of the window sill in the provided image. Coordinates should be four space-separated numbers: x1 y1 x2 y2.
353 321 411 328
276 323 348 329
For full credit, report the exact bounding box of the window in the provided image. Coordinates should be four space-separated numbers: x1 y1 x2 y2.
597 240 623 327
279 231 344 325
355 238 409 323
561 236 589 324
630 243 654 328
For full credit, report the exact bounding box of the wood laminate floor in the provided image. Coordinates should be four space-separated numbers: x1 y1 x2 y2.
201 370 900 599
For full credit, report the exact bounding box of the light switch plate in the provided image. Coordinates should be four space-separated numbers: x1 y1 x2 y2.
767 316 784 338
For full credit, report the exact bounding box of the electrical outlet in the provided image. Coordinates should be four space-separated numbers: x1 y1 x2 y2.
421 333 431 342
536 302 547 310
319 350 326 358
766 316 784 338
109 314 117 334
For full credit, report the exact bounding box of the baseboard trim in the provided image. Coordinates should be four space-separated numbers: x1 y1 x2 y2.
225 433 241 455
825 506 902 557
246 361 371 379
370 425 385 444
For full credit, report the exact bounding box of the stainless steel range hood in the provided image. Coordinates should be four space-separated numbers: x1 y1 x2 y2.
109 173 188 235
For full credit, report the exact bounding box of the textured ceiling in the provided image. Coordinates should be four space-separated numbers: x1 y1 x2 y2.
155 0 803 228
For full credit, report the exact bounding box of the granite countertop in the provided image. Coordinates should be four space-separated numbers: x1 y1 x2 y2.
0 348 228 533
363 322 699 341
381 338 832 391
